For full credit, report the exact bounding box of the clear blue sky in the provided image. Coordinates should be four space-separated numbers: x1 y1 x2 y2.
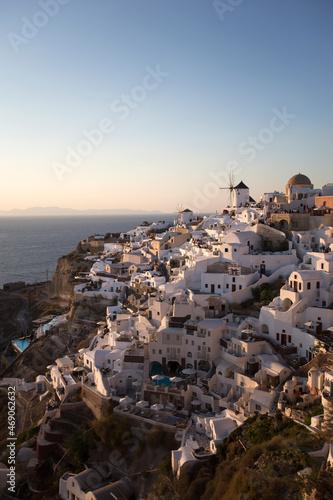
1 0 332 212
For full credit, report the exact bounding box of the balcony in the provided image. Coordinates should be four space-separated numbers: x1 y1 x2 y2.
197 352 210 361
167 353 181 361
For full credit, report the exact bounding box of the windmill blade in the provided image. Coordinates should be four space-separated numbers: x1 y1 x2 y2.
220 170 237 206
175 203 184 215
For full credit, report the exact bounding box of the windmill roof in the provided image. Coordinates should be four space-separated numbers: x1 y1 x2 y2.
235 181 249 189
249 196 256 203
182 209 193 213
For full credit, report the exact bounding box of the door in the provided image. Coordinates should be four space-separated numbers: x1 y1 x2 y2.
281 334 287 346
232 284 236 292
211 284 215 293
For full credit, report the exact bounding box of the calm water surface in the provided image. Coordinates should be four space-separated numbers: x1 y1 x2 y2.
0 214 173 287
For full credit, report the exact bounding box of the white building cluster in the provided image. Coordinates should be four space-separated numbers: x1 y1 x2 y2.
39 173 333 480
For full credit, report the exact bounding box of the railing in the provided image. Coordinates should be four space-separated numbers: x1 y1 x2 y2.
167 353 181 361
197 352 210 360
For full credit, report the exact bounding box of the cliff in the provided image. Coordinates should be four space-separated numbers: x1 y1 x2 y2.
46 251 91 300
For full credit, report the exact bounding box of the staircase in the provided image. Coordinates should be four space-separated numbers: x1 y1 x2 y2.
270 391 280 414
213 399 220 412
185 423 209 449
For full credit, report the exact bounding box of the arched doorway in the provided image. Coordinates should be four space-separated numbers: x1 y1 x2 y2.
167 361 182 375
279 219 288 230
150 361 163 376
261 324 269 334
282 298 293 311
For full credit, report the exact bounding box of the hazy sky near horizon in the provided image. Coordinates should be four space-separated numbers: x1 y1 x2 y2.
1 0 332 213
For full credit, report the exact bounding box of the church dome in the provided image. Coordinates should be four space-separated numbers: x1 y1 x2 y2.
287 173 312 188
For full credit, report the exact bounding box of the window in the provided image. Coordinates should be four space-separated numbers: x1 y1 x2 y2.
239 285 242 290
159 349 162 355
205 284 208 288
157 311 160 315
232 277 235 283
198 346 201 350
226 284 229 289
208 331 211 336
276 333 280 341
218 284 221 289
176 335 180 341
299 343 302 348
152 349 155 354
316 281 320 289
299 282 302 291
188 352 192 358
234 248 237 252
255 404 261 411
225 248 229 252
294 274 297 280
186 339 188 344
288 335 291 343
208 347 211 352
307 282 311 290
191 340 194 346
321 263 324 269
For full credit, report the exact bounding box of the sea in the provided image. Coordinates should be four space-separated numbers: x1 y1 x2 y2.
0 214 174 288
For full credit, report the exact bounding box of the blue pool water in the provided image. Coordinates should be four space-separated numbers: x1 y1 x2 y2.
150 362 172 386
12 339 30 352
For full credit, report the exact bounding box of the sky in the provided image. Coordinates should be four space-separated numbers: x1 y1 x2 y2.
0 0 332 213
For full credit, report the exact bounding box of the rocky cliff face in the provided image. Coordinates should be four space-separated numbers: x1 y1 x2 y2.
46 251 91 299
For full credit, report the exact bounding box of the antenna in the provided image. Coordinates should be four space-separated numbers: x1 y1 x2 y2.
220 171 236 207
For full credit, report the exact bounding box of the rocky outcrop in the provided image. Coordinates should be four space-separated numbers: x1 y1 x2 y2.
46 252 91 299
314 461 333 500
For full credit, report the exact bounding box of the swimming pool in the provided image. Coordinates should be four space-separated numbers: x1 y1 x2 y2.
12 339 30 353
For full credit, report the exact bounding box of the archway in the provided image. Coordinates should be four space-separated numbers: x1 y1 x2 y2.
261 324 269 334
150 361 163 376
198 360 211 372
279 219 288 230
167 361 182 375
282 298 293 312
